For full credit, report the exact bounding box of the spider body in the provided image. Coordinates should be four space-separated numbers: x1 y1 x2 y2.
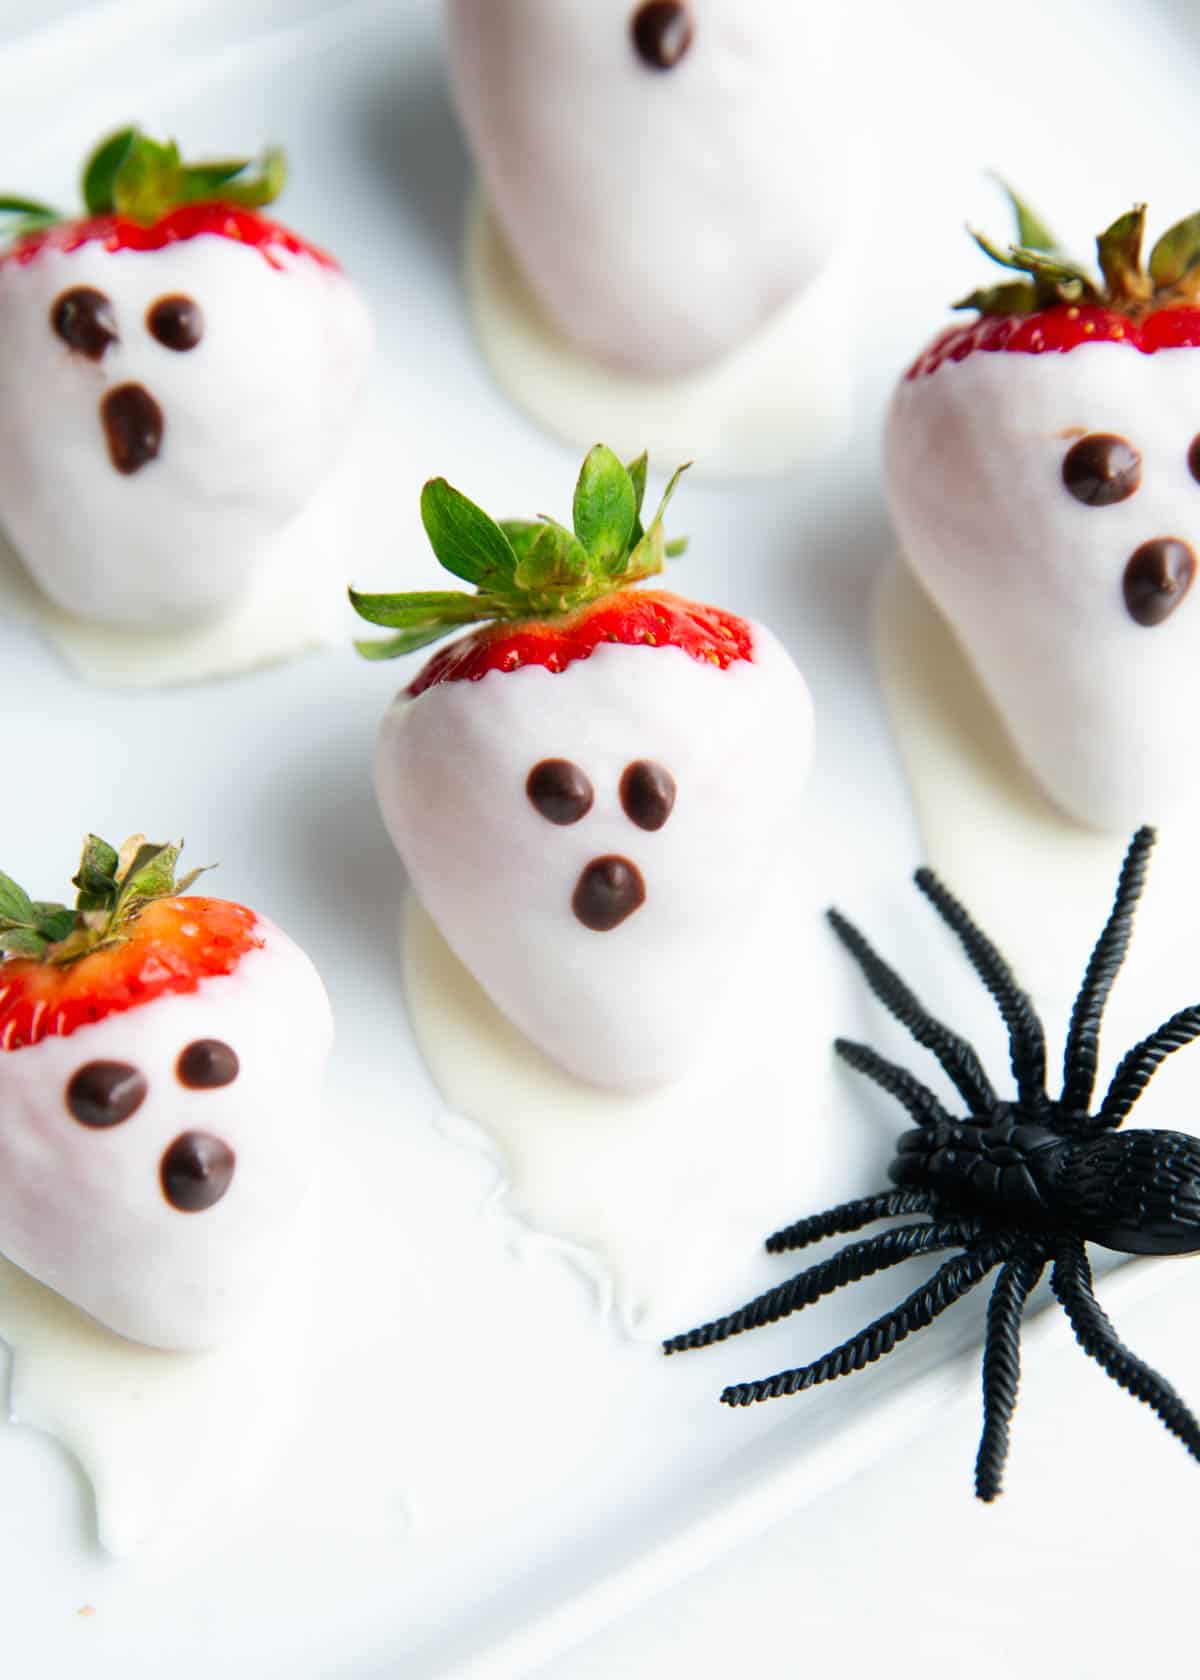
666 826 1200 1499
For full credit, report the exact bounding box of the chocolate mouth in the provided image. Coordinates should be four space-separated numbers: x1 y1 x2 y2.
572 855 646 932
101 382 163 475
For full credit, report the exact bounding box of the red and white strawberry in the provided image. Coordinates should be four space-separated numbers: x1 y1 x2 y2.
0 126 370 628
446 0 844 375
352 445 814 1091
0 834 331 1350
886 188 1200 830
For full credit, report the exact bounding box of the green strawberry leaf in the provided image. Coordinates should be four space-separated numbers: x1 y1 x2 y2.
953 280 1040 316
82 127 138 214
664 536 688 559
498 520 545 563
513 520 591 593
0 868 33 928
1097 206 1148 302
992 178 1057 253
354 625 463 660
117 841 181 909
30 902 76 943
1149 210 1200 290
73 834 120 908
205 146 286 209
0 928 47 959
347 588 495 630
112 134 183 223
572 444 636 569
626 451 649 546
420 478 519 590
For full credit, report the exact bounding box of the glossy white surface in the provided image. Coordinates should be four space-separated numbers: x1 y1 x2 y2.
3 0 1200 1677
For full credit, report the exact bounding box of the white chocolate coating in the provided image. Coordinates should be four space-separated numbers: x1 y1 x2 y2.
446 0 843 377
885 343 1200 831
0 233 371 628
375 625 814 1091
0 916 332 1350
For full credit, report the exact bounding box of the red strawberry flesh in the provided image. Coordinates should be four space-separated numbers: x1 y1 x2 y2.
0 897 262 1051
407 589 755 695
1 205 340 275
908 303 1200 380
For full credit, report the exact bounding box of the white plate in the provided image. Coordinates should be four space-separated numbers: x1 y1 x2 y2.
6 1 1200 1676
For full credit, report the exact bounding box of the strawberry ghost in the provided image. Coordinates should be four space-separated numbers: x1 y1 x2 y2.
0 834 332 1350
886 189 1200 832
445 0 843 376
0 127 370 628
353 446 814 1091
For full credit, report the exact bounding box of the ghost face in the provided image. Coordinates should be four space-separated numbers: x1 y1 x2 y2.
0 235 371 627
885 345 1200 831
446 0 844 376
375 628 814 1090
0 921 332 1350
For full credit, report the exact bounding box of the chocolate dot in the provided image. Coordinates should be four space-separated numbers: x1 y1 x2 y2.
527 759 594 825
101 382 163 475
1188 434 1200 485
160 1131 236 1212
630 0 694 68
1062 433 1141 506
620 760 676 831
177 1039 239 1089
147 293 204 352
66 1061 147 1128
50 286 117 360
1123 538 1196 626
572 855 646 932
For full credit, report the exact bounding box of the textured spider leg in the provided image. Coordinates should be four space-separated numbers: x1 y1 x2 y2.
833 1038 954 1128
1051 1235 1200 1462
914 867 1048 1112
1061 825 1155 1118
721 1239 1007 1406
766 1189 938 1255
827 909 996 1115
974 1246 1046 1503
663 1218 982 1354
1096 1003 1200 1131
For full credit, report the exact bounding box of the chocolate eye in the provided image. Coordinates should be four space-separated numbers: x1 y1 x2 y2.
1062 433 1141 506
146 293 204 351
66 1061 147 1128
160 1131 236 1212
50 287 118 360
527 759 594 825
630 1 694 69
1123 539 1196 626
1187 435 1200 485
177 1039 239 1089
620 760 676 831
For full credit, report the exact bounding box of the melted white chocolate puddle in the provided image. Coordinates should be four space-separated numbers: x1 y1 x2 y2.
0 1191 317 1557
464 191 856 479
402 879 877 1342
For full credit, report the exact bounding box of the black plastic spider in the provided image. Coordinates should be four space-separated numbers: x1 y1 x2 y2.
665 825 1200 1500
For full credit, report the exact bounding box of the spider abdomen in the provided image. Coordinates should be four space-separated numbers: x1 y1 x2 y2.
1052 1129 1200 1255
889 1117 1065 1222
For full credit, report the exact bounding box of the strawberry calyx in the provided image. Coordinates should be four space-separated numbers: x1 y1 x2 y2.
350 445 690 663
0 125 286 244
0 833 210 967
957 182 1200 321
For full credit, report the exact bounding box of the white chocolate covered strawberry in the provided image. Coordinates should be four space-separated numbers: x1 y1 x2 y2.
0 834 331 1350
445 0 842 376
0 127 370 628
353 446 814 1091
886 190 1200 831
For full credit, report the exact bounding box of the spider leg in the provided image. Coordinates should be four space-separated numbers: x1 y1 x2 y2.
663 1218 982 1355
766 1188 938 1255
721 1239 1006 1406
1050 1234 1200 1462
833 1038 954 1128
974 1247 1046 1502
827 909 996 1116
913 867 1048 1113
1096 1004 1200 1131
1061 826 1155 1117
